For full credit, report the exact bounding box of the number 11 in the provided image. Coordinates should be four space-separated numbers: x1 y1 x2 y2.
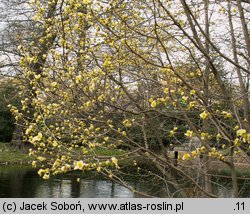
236 202 245 211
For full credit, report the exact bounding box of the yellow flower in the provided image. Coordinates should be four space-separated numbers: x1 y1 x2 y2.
53 159 61 168
222 111 232 119
190 90 196 95
201 132 207 141
33 132 43 141
151 100 157 108
103 58 111 67
234 150 241 155
77 178 81 182
37 156 45 161
105 160 110 166
38 168 49 177
38 169 44 176
163 88 169 94
39 142 45 147
200 146 206 153
234 125 239 130
35 74 41 80
185 130 193 138
52 141 58 147
98 94 105 102
111 157 118 167
219 7 226 13
61 164 70 173
188 101 197 109
169 130 175 137
182 153 191 160
200 111 209 120
43 173 50 180
182 96 188 101
51 82 57 87
234 138 241 146
75 75 82 84
191 151 197 157
32 161 37 168
74 160 85 170
189 72 195 77
219 155 225 161
104 136 109 142
123 119 132 127
236 129 246 137
216 133 221 141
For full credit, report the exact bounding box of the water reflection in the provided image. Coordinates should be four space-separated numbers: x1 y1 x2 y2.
32 179 134 198
0 166 134 198
0 166 250 198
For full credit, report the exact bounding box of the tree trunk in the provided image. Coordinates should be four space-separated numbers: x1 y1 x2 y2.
202 0 212 195
11 0 58 150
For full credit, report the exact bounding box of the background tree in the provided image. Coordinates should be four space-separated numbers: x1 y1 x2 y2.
8 0 250 197
0 0 59 148
0 77 20 142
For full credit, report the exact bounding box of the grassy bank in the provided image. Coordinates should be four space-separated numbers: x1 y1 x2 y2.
0 143 126 165
0 143 33 164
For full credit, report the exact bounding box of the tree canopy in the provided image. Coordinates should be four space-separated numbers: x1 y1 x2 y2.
3 0 250 197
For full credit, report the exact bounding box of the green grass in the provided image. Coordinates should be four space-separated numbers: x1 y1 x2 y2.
88 147 126 156
0 143 126 165
0 143 33 164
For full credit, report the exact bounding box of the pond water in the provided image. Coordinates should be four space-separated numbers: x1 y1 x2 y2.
0 166 134 198
0 165 170 198
0 165 250 198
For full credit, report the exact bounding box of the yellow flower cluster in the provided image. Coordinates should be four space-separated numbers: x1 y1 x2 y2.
122 119 133 127
182 153 191 161
74 160 86 170
111 157 119 168
185 130 193 138
38 168 50 180
200 111 209 120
